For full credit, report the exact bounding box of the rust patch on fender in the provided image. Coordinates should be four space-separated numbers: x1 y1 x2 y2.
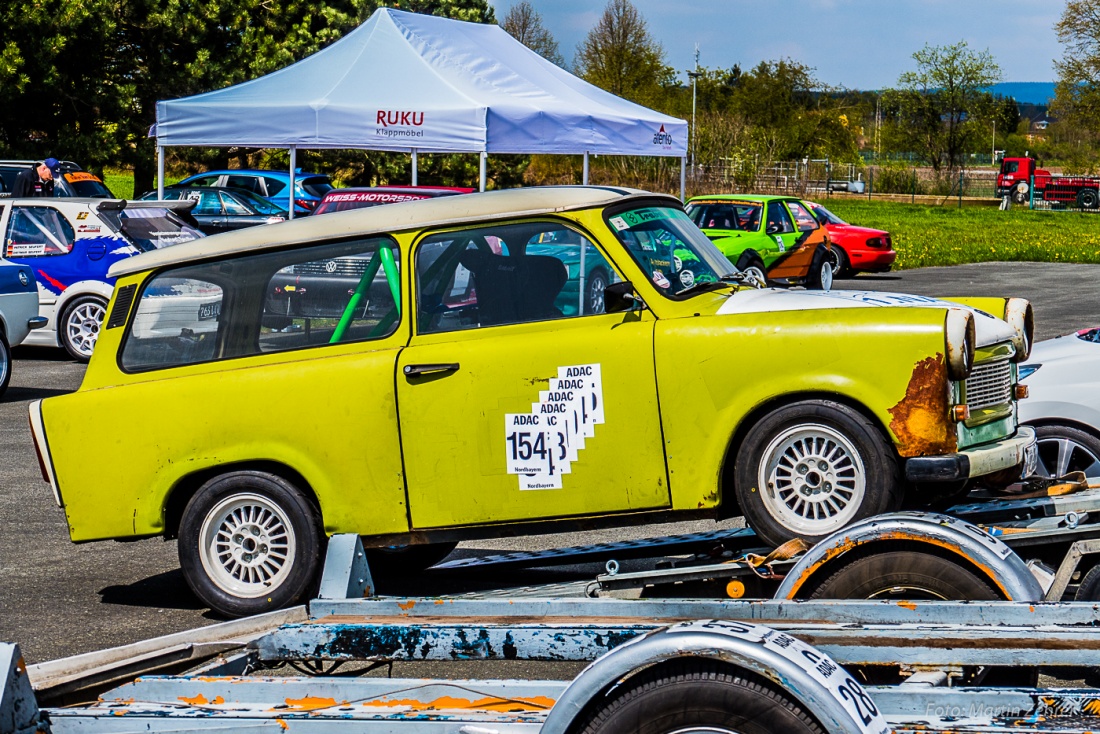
397 600 417 611
897 601 918 611
889 354 956 457
281 696 341 712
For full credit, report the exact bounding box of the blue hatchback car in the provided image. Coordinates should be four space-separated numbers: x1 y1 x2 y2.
173 169 333 215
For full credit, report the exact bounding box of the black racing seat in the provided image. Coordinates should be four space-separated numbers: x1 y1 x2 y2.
458 249 567 326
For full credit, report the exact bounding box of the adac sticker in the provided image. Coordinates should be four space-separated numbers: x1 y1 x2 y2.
505 364 604 490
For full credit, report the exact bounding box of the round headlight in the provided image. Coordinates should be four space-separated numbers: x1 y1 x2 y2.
1005 297 1034 363
946 309 976 380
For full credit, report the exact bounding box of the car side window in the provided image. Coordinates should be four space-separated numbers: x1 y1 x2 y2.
1004 161 1019 174
120 237 400 371
225 175 262 195
765 202 796 235
416 221 618 335
4 206 76 257
787 202 818 232
187 175 221 188
220 193 250 216
180 190 222 216
262 177 286 196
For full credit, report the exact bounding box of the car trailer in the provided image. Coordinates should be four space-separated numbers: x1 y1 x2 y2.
10 492 1100 734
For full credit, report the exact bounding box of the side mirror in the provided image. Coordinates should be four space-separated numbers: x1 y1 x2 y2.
605 281 642 314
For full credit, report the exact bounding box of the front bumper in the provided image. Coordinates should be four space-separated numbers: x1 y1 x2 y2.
905 426 1037 482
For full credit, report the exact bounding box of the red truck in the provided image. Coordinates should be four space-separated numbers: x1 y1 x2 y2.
996 156 1100 209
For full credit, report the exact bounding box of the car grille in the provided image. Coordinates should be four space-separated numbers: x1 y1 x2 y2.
294 259 368 276
965 360 1012 409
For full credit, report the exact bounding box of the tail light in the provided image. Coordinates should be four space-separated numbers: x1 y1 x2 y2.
295 198 317 211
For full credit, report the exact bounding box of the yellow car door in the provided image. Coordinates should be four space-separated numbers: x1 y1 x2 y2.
396 219 671 529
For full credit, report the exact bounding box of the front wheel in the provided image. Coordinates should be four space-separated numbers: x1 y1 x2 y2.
1078 188 1100 210
1011 182 1029 205
576 660 825 734
178 471 323 618
735 252 768 288
734 401 903 547
0 333 10 399
60 295 108 362
1033 424 1100 478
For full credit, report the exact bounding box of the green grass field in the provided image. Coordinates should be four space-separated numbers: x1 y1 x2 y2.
823 199 1100 270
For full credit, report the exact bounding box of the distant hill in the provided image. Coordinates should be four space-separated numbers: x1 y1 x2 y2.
988 82 1057 104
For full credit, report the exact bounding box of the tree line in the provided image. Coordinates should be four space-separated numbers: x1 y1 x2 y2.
2 0 1099 194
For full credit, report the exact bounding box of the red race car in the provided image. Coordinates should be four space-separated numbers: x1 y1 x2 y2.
806 200 896 277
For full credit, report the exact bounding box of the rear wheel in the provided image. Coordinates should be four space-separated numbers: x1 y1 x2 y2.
60 295 108 362
805 248 833 291
734 401 903 546
576 660 825 734
178 471 323 617
1077 188 1100 210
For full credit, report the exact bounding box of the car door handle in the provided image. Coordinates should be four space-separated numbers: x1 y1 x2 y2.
404 363 460 377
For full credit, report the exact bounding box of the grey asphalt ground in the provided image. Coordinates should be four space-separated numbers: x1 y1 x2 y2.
2 262 1098 668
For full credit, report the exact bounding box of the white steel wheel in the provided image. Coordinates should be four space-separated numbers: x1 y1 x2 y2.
61 296 107 361
758 423 866 536
198 493 296 598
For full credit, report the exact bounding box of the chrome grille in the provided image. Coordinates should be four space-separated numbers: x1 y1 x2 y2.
965 360 1013 409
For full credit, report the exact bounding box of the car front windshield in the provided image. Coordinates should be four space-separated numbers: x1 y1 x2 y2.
607 205 737 298
810 203 846 226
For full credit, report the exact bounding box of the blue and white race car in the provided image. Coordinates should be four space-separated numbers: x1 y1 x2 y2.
0 199 203 361
0 257 46 397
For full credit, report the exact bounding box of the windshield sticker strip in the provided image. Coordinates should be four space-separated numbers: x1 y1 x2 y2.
505 364 603 490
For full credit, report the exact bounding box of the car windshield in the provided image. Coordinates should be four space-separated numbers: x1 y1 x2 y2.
110 208 205 251
809 203 846 226
229 188 287 215
685 201 763 232
607 205 737 297
61 172 115 198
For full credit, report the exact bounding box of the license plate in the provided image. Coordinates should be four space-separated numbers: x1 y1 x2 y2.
198 302 221 321
1022 438 1039 478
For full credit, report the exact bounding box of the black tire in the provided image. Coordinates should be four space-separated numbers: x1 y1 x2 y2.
59 294 108 362
1033 424 1100 479
1011 183 1029 205
178 471 323 618
734 252 768 287
734 400 903 547
1077 188 1100 210
0 332 10 399
365 541 458 576
576 660 825 734
585 268 608 315
824 245 852 278
805 548 1000 600
1076 563 1100 601
805 246 832 291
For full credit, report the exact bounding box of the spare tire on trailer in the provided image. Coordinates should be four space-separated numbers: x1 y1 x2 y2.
1077 188 1100 210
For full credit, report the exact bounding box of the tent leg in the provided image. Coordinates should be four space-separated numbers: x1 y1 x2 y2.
680 156 686 202
157 145 165 200
479 152 487 192
583 151 589 185
288 146 297 220
412 149 418 186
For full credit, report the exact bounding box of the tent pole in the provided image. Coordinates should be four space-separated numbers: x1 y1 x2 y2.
479 152 487 192
583 151 589 185
288 146 297 220
680 156 686 202
412 149 418 186
157 145 165 200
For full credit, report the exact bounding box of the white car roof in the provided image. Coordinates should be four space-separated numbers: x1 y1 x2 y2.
108 186 672 278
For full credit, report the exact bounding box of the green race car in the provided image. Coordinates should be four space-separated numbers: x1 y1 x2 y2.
685 194 833 290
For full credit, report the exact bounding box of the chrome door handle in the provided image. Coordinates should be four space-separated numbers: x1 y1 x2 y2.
403 363 460 377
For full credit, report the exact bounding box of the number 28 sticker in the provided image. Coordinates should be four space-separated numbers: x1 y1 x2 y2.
505 364 604 490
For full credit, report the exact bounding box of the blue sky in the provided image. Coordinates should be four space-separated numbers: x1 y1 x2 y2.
487 0 1065 90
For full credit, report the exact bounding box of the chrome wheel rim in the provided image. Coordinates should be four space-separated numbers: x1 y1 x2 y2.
198 493 296 598
587 274 606 314
65 300 106 358
744 265 767 286
759 424 866 535
1036 436 1100 479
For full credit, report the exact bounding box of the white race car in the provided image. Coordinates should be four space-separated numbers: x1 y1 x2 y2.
1019 327 1100 478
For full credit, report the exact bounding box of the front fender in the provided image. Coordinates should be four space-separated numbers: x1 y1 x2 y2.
540 620 888 734
775 511 1043 601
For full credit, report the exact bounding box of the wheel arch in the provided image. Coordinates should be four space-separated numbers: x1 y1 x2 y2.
717 391 897 520
774 512 1043 601
540 622 880 734
163 460 321 539
1025 417 1100 442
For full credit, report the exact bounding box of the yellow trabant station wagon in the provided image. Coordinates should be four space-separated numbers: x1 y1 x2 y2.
30 187 1037 616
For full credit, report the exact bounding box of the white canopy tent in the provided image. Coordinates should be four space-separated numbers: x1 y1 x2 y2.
153 8 689 214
